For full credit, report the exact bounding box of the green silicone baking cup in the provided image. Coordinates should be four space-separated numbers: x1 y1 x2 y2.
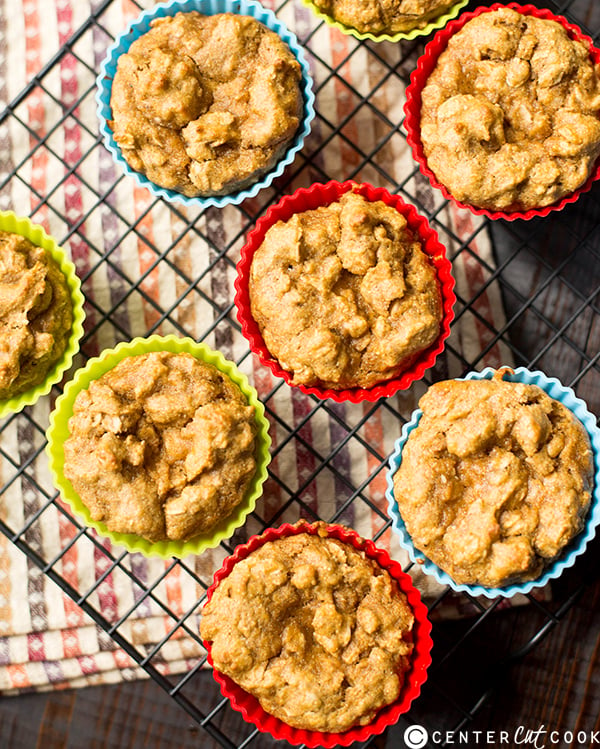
45 335 272 559
0 211 86 418
301 0 468 42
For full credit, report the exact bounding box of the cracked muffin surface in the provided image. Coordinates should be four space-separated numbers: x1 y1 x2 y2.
0 231 72 400
109 11 303 197
419 8 600 211
248 190 442 390
311 0 457 35
200 528 414 732
393 372 594 588
63 351 258 543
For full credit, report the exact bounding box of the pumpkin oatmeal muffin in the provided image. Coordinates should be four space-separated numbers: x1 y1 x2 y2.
0 231 73 400
109 11 303 198
248 190 442 391
392 371 594 588
419 7 600 211
200 526 415 732
310 0 458 35
62 351 258 543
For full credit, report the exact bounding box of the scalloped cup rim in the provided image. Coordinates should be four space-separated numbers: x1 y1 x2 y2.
403 2 600 221
234 179 455 403
202 521 433 746
95 0 315 209
0 211 85 418
45 334 271 559
300 0 469 43
385 366 600 598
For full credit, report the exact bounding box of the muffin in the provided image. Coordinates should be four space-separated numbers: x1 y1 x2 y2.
416 6 600 213
0 230 73 401
247 188 443 392
392 370 594 589
108 10 304 198
310 0 460 36
61 350 259 543
201 524 416 734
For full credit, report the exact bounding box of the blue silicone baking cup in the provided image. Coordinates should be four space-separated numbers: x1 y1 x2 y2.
385 366 600 599
95 0 315 208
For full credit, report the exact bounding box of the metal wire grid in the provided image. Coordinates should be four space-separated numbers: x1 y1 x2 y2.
0 0 599 747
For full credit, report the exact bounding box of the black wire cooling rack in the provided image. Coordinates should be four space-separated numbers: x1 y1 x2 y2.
0 1 599 747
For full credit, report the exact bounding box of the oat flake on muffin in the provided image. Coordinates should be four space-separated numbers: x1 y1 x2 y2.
393 371 594 588
201 527 414 732
63 351 258 543
109 11 303 197
419 7 600 211
0 231 73 400
248 190 442 390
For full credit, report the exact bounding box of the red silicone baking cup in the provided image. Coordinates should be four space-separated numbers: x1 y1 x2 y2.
234 180 455 402
202 521 433 747
404 3 600 221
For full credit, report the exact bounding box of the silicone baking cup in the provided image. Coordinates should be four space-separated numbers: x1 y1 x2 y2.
95 0 315 209
301 0 468 43
385 366 600 599
202 521 432 746
0 211 85 418
234 180 455 403
46 335 271 559
404 3 600 221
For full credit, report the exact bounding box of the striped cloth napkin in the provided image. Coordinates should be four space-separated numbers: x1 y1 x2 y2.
0 0 517 693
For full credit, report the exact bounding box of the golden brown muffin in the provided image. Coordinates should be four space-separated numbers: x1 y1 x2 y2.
249 190 442 390
0 231 73 400
393 372 594 588
63 351 258 543
419 8 600 211
110 12 303 197
201 527 414 732
311 0 456 35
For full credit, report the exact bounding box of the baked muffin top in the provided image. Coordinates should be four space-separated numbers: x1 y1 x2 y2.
311 0 457 35
249 190 442 390
393 372 594 588
63 351 258 543
0 231 72 400
110 12 303 197
419 8 600 211
200 528 414 732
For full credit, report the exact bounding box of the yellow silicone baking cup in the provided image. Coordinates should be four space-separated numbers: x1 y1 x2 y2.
301 0 469 42
0 211 86 418
46 335 272 559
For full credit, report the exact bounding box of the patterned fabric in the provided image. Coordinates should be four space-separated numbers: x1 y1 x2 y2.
0 0 522 694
